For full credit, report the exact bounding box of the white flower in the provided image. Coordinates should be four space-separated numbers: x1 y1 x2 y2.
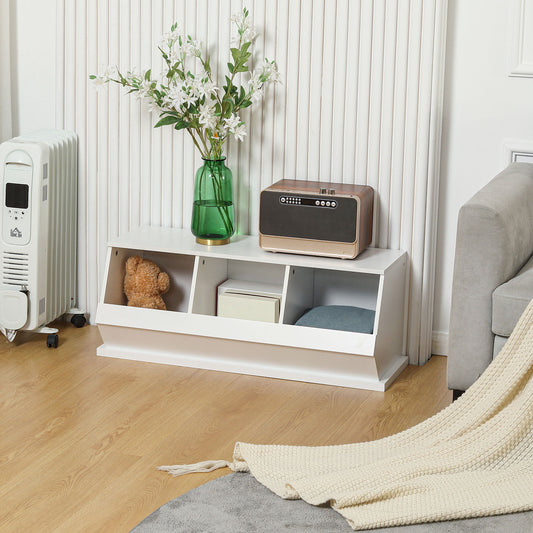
199 108 218 131
91 75 107 91
230 13 246 26
182 91 197 108
245 72 264 102
146 100 162 114
261 59 281 83
138 78 154 98
189 77 203 98
167 85 186 109
181 38 202 57
232 123 247 142
103 65 118 79
242 27 257 43
198 102 214 119
251 87 264 103
199 79 218 98
224 113 241 131
168 48 182 65
222 113 246 141
231 27 257 46
230 11 257 45
215 124 229 139
159 28 180 49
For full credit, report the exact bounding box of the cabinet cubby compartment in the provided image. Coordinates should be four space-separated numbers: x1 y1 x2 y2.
96 227 408 391
191 257 285 319
284 267 379 330
103 247 195 312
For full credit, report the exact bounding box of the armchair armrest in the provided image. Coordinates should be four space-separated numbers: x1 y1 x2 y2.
447 163 533 391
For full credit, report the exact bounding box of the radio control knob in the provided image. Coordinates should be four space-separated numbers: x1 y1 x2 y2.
315 200 320 206
320 187 327 194
329 188 336 195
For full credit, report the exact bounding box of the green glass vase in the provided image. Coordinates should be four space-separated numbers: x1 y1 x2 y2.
191 158 235 245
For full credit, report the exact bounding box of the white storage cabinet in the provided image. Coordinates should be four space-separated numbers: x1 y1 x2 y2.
96 227 408 391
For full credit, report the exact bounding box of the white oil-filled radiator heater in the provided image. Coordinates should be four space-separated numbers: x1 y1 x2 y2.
0 130 85 347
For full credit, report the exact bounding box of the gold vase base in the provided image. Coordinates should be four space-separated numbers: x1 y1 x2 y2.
196 237 231 246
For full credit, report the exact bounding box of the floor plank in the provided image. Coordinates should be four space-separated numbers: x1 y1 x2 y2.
0 321 452 532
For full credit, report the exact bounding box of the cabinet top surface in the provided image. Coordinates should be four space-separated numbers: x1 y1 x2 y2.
109 227 406 273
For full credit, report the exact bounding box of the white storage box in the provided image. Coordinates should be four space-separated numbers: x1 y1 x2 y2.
217 279 282 323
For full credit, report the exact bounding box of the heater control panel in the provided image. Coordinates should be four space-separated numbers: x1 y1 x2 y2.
2 153 32 246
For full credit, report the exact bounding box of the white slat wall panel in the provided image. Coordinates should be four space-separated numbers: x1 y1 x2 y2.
57 0 448 365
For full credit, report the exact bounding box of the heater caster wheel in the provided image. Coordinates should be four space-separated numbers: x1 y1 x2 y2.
47 334 59 348
71 314 86 328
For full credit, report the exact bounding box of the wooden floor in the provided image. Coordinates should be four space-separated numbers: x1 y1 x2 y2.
0 321 452 533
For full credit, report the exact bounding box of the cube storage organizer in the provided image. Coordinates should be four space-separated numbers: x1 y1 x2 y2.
96 227 408 391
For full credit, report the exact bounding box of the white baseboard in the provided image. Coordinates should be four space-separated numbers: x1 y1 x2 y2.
432 331 448 356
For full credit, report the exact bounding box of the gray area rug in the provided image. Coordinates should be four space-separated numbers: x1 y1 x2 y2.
131 472 533 532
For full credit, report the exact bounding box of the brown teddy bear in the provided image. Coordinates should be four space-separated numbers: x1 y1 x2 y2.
124 256 170 310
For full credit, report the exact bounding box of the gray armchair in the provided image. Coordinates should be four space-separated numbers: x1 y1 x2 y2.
447 163 533 398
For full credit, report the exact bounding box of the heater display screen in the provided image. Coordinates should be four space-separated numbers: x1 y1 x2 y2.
5 183 29 209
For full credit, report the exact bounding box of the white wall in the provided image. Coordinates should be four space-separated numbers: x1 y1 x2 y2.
13 0 533 355
11 0 57 135
433 0 533 353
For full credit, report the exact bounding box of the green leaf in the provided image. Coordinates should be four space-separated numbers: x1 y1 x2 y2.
227 63 234 73
174 119 189 130
221 96 234 117
89 74 97 79
144 69 151 81
231 47 240 63
240 99 252 108
154 115 180 128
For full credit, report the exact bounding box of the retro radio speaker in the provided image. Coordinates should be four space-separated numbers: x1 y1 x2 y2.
259 179 373 259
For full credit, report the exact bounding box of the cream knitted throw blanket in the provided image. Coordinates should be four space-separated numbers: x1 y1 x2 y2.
161 299 533 530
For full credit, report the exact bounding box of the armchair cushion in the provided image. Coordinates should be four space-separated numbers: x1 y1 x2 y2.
492 254 533 337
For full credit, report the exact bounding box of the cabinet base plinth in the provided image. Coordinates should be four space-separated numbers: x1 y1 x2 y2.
96 325 408 392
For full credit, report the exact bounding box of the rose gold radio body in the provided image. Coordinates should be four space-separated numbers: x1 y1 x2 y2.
259 179 374 259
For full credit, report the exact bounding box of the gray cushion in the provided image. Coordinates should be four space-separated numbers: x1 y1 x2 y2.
492 254 533 337
295 305 375 334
